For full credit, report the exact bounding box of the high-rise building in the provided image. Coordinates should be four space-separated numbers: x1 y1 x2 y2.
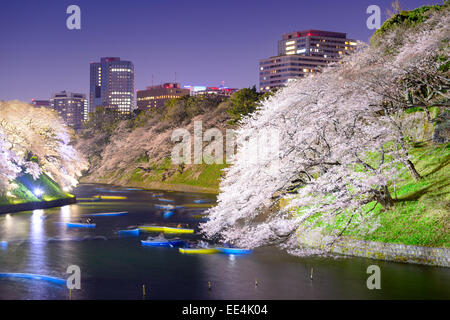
50 91 87 130
137 83 189 110
89 57 135 115
259 30 357 92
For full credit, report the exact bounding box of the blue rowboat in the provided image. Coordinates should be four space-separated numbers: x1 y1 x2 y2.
151 193 163 197
158 198 174 202
84 211 128 217
216 247 253 255
163 210 175 219
118 229 140 236
141 239 185 247
66 222 96 228
155 204 174 210
194 199 210 204
0 273 66 286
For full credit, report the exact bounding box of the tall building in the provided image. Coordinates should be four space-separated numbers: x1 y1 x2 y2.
259 30 357 92
50 91 87 130
89 57 135 115
137 83 189 110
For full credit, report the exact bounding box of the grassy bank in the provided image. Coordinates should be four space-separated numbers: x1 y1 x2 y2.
0 173 74 206
357 143 449 247
308 143 449 248
82 157 227 194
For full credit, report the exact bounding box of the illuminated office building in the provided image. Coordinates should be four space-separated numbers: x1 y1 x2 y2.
137 83 189 110
89 57 135 114
50 91 87 130
259 30 357 92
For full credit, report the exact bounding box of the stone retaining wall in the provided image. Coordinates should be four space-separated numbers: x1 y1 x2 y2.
328 238 449 267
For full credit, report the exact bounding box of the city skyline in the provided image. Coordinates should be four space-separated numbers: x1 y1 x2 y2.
0 0 439 102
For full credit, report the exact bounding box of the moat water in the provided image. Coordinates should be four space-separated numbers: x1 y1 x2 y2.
0 184 448 299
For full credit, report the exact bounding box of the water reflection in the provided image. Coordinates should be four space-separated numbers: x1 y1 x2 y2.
29 209 48 298
60 205 71 221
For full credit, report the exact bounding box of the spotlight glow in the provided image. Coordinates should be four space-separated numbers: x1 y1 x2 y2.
34 188 44 197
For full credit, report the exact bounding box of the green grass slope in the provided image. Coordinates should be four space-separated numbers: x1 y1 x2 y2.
348 144 449 247
0 173 74 206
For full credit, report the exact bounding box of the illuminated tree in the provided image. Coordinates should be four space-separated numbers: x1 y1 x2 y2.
200 7 449 252
0 101 87 193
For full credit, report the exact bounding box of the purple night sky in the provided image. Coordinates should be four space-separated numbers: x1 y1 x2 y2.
0 0 440 102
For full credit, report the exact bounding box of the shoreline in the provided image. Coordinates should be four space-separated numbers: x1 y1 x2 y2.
0 197 77 215
80 177 219 195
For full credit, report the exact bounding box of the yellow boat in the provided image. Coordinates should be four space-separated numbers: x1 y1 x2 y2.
163 227 194 234
139 226 166 232
93 195 128 200
138 226 194 234
179 248 218 254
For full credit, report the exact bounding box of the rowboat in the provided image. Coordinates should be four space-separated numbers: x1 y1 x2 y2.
139 226 166 232
193 199 210 204
163 210 175 219
93 195 127 200
179 248 219 254
118 229 140 236
139 226 194 234
163 227 194 234
66 222 96 228
84 211 128 217
216 247 253 255
141 239 185 247
155 204 174 210
0 273 65 285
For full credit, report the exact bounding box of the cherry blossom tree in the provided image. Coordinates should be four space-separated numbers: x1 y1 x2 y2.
201 7 449 252
0 101 87 194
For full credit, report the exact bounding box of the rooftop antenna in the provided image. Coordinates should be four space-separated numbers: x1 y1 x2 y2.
174 72 177 84
152 74 154 87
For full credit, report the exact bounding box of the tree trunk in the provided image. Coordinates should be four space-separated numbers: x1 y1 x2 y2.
375 185 395 209
403 159 422 181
